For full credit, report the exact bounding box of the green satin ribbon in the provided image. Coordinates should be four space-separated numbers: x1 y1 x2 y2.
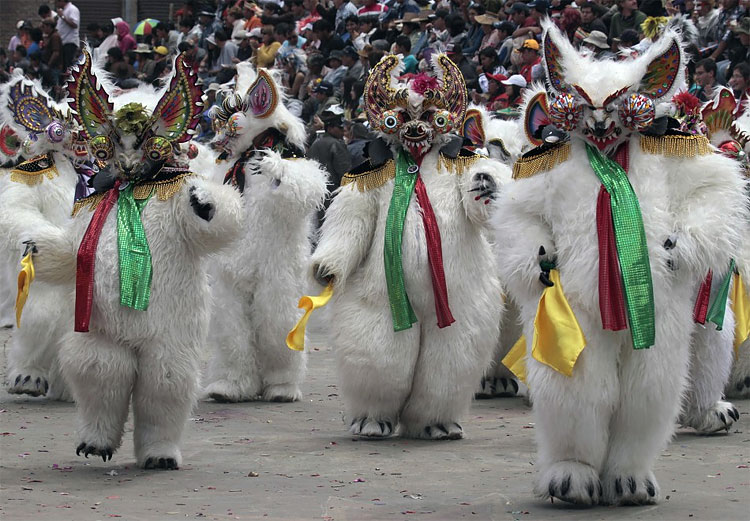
117 184 153 311
384 150 418 331
706 259 735 330
586 144 655 349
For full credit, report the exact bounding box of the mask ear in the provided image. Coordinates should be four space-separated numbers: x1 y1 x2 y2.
245 69 279 119
8 80 55 134
542 25 570 95
523 91 551 147
66 49 114 140
701 86 737 142
364 54 402 131
639 35 684 103
462 108 485 148
435 54 468 123
148 53 204 143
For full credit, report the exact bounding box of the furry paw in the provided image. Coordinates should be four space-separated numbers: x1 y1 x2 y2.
727 374 750 399
262 383 302 402
415 422 463 440
189 186 215 221
475 376 519 399
7 372 49 397
535 461 601 506
682 400 740 434
144 456 179 470
203 380 259 403
76 442 114 462
601 471 659 505
469 172 497 204
349 417 394 438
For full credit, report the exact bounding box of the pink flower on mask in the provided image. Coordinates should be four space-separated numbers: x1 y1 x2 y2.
410 73 439 95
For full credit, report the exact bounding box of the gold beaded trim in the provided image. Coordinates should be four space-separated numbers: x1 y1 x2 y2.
512 143 571 180
341 160 396 192
639 134 711 157
437 154 480 176
9 153 58 185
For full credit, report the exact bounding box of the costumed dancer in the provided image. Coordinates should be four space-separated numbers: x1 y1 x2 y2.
24 50 244 469
311 54 509 439
0 75 93 401
492 22 746 505
201 63 328 402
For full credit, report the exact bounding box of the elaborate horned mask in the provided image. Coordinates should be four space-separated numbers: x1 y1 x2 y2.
364 53 468 160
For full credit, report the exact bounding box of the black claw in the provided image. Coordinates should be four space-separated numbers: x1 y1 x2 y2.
539 271 554 287
359 418 366 433
435 424 449 436
453 422 462 431
385 421 393 432
728 408 737 421
378 421 386 434
646 479 656 497
719 412 727 425
745 376 750 387
615 478 623 496
598 482 603 498
44 381 49 394
35 377 41 389
480 376 486 389
22 375 31 384
14 375 21 385
628 476 636 494
548 480 556 498
510 379 519 394
76 442 85 456
424 426 432 437
499 378 508 391
539 246 546 256
732 408 739 420
560 475 571 497
586 481 595 498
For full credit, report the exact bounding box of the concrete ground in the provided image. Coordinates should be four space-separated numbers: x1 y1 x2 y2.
0 325 748 521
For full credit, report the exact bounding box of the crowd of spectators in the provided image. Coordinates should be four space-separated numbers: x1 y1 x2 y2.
2 0 750 184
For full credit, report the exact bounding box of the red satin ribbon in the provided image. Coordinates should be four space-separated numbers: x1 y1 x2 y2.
75 180 121 332
414 175 455 329
693 269 713 324
596 143 629 331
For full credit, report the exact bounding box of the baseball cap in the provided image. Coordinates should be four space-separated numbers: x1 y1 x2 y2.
313 81 334 95
327 49 344 64
510 2 529 13
486 73 508 83
501 74 527 88
521 39 540 51
154 46 169 56
342 46 359 59
526 0 550 11
16 20 24 30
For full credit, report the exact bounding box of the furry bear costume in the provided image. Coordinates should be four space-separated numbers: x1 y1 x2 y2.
492 24 746 505
27 51 244 469
311 54 509 439
200 64 328 403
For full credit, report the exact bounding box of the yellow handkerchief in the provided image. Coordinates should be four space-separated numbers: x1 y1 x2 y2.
502 335 528 384
16 253 35 328
286 282 334 351
731 273 750 356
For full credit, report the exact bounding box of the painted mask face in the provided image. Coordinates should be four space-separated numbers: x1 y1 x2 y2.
541 22 683 153
364 54 468 161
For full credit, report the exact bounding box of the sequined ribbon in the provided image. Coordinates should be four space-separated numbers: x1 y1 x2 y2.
384 151 419 331
75 180 121 332
414 176 455 328
117 184 153 311
706 259 735 330
693 270 713 324
596 187 628 331
586 144 655 349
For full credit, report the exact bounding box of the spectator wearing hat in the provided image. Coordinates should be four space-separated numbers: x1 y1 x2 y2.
519 38 540 84
341 45 364 83
197 10 220 48
55 0 79 70
8 21 26 53
334 0 360 34
309 108 351 191
242 2 263 32
383 0 420 25
728 18 750 72
306 81 341 132
501 74 527 106
446 43 478 88
134 44 155 80
574 2 608 47
469 11 499 55
609 0 647 41
394 35 418 73
154 22 181 55
582 30 615 58
484 72 510 110
477 47 507 92
323 49 348 94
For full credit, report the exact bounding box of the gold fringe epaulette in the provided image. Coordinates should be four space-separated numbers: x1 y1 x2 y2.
72 172 193 216
513 143 571 179
9 153 58 185
437 153 480 175
341 160 396 192
639 134 711 157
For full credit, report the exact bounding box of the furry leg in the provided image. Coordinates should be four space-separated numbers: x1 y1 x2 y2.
477 298 523 399
331 295 420 438
132 339 200 470
203 281 262 402
726 336 750 398
59 331 136 461
529 315 619 506
681 307 738 433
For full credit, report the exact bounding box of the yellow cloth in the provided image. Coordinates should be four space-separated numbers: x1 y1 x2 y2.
732 273 750 356
531 269 587 377
501 335 527 384
286 282 334 351
15 253 35 328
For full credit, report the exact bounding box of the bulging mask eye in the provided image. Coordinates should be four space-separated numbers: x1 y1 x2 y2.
226 112 248 137
548 93 583 132
143 136 173 163
431 109 454 133
90 135 114 161
46 122 65 143
380 109 402 134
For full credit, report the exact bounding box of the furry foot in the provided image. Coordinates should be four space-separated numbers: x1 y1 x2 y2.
682 400 740 434
144 457 179 470
203 380 258 403
349 417 394 438
535 461 601 506
602 471 660 505
7 372 49 397
415 422 463 440
475 376 519 399
262 383 302 402
76 442 114 462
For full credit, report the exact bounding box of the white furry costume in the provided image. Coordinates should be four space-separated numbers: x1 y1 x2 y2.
27 51 243 469
0 76 90 401
492 24 746 506
199 64 328 402
311 54 509 439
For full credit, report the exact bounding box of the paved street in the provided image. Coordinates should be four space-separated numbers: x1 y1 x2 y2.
0 324 748 520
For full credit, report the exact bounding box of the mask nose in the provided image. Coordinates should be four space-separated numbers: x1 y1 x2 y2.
593 120 608 136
